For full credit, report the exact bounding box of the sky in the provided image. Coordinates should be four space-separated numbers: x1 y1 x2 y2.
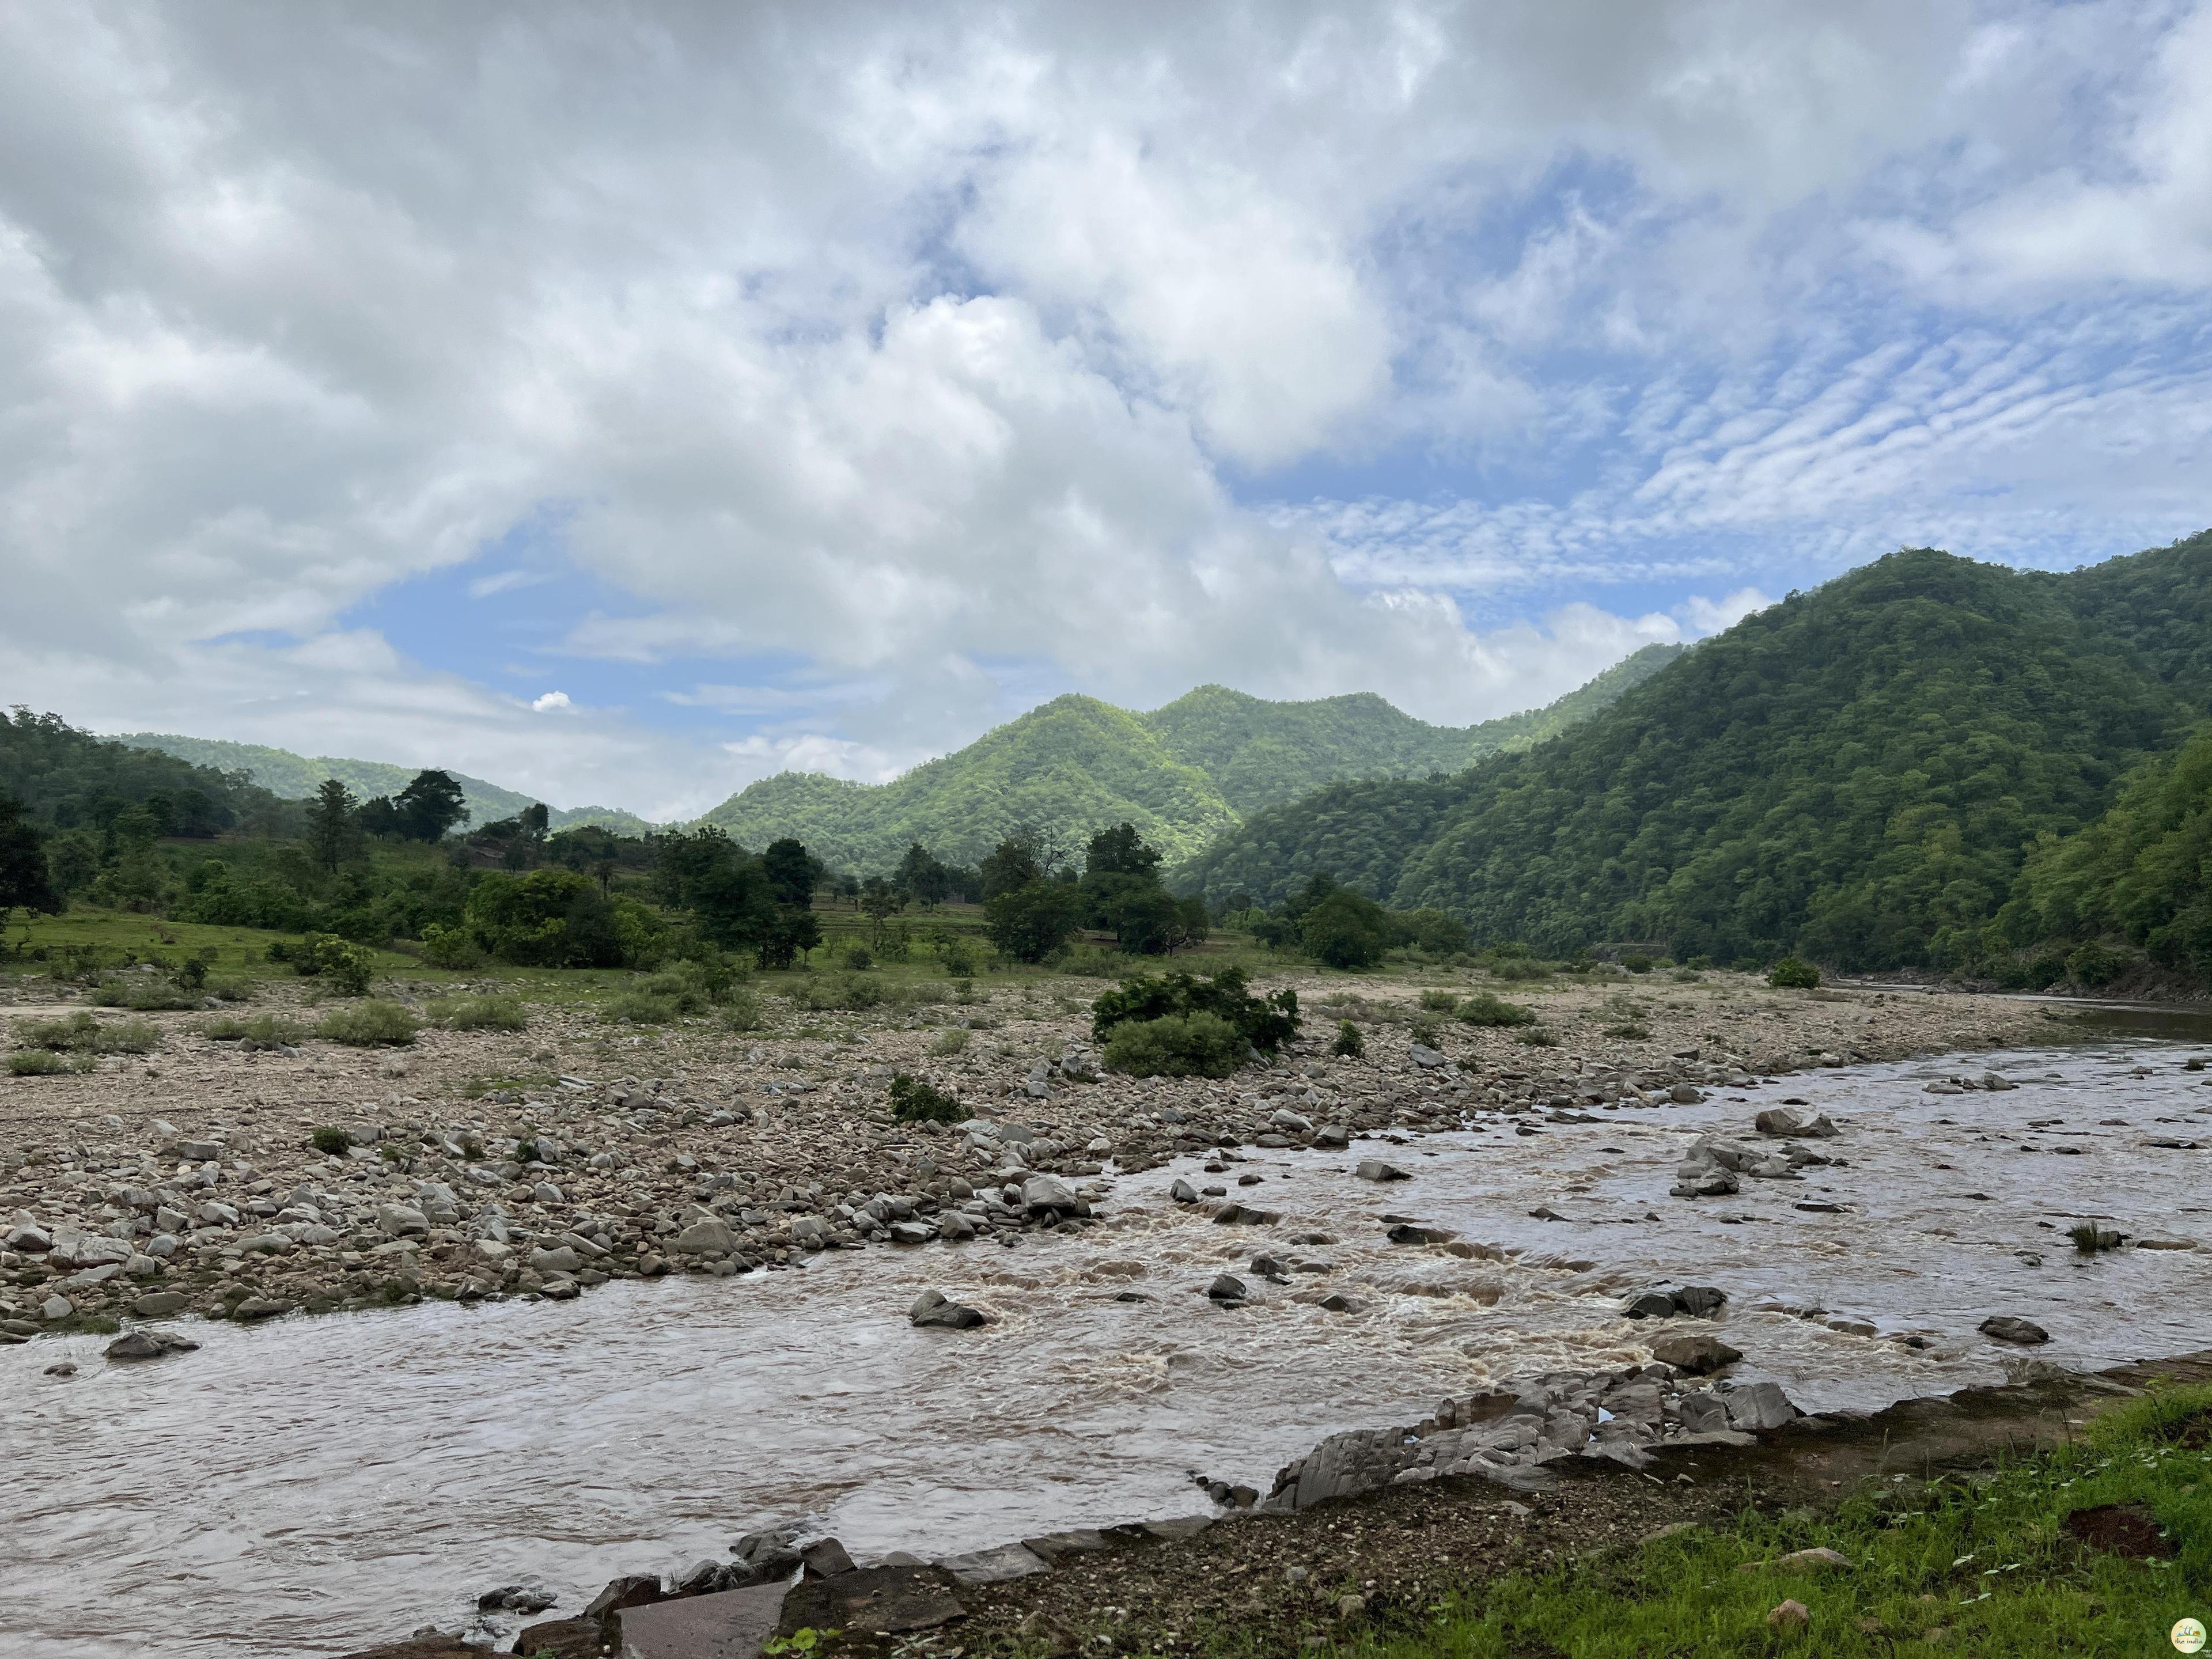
2 1 2209 820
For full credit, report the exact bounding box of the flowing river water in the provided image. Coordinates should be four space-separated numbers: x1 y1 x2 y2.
7 1030 2211 1656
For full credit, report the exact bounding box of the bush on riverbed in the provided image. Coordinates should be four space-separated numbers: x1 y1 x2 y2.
202 1013 307 1049
887 1071 962 1123
1102 1010 1246 1078
1330 1020 1364 1058
309 1126 351 1156
316 1000 419 1046
430 994 528 1032
8 1049 88 1075
1456 990 1536 1027
1091 965 1298 1054
1767 956 1821 988
12 1011 161 1054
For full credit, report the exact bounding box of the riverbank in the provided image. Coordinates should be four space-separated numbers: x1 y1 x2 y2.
0 968 2075 1332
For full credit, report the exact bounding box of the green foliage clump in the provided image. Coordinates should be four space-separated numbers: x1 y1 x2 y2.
929 1027 970 1056
1330 1020 1364 1058
9 1049 87 1075
717 988 765 1032
1619 952 1655 974
985 879 1083 963
887 1071 961 1123
1768 956 1821 989
1091 965 1298 1054
316 1000 419 1046
2064 940 2128 988
272 933 374 995
1456 990 1536 1027
203 1013 306 1049
419 922 487 970
309 1126 351 1156
1299 888 1392 969
12 1010 160 1055
1417 988 1459 1012
430 994 528 1032
1101 1010 1245 1078
604 990 678 1026
91 974 203 1010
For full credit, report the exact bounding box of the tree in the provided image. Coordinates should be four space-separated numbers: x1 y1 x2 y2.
985 879 1082 962
895 842 952 907
1301 888 1391 969
859 875 906 945
762 837 824 908
305 779 359 873
1085 821 1162 879
979 826 1051 899
0 795 61 923
394 770 469 841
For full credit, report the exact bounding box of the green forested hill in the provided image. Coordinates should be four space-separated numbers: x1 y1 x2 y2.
698 646 1683 870
2 711 289 833
1177 543 2210 971
122 733 654 835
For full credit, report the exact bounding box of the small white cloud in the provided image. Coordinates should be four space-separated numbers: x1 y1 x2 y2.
531 690 571 711
469 569 552 600
1681 588 1773 635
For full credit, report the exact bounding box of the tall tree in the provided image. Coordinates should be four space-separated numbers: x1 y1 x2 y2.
0 795 61 922
305 778 359 872
395 770 469 841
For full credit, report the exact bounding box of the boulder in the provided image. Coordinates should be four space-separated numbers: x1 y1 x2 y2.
1312 1124 1350 1149
1622 1290 1677 1320
799 1538 856 1578
1169 1178 1199 1203
1354 1160 1410 1183
1672 1285 1728 1317
1755 1107 1839 1138
377 1204 429 1238
1021 1175 1077 1213
131 1290 190 1317
104 1329 198 1361
908 1289 987 1330
671 1218 736 1256
1206 1273 1248 1302
1724 1381 1800 1431
1978 1315 2050 1346
1650 1334 1742 1374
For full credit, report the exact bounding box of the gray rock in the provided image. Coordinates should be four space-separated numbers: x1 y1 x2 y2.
1622 1290 1678 1320
1206 1273 1248 1302
1672 1285 1728 1317
1755 1107 1839 1138
938 1543 1047 1584
377 1203 429 1238
1312 1124 1350 1149
671 1218 736 1256
232 1296 286 1321
1650 1334 1741 1374
1723 1381 1799 1431
529 1245 581 1274
937 1211 977 1241
887 1222 931 1245
1408 1044 1448 1069
1021 1175 1077 1212
40 1294 72 1320
131 1290 190 1317
1355 1160 1410 1183
1978 1315 2050 1346
908 1289 987 1330
800 1538 856 1578
105 1329 199 1361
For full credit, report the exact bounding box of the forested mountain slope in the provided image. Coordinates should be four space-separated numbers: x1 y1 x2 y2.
2 710 290 834
1177 542 2209 971
699 647 1682 871
123 733 653 834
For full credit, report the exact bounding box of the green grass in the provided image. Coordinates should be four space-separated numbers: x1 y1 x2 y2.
8 1049 90 1075
10 1010 162 1054
1305 1387 2212 1659
201 1012 309 1049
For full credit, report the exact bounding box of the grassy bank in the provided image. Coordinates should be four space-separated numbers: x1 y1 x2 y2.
1290 1388 2210 1659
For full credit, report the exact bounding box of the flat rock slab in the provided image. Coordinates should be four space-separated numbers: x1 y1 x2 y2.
939 1543 1048 1584
620 1584 790 1659
336 1639 482 1659
777 1566 966 1634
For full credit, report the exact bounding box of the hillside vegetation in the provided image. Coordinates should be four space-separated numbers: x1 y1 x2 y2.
1179 536 2212 977
702 645 1683 870
123 732 653 835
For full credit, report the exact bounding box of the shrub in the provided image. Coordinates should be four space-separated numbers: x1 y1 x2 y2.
235 1014 307 1050
717 988 765 1032
420 923 487 971
1516 1026 1559 1047
92 975 201 1010
937 937 979 977
929 1027 970 1056
1456 991 1536 1028
1330 1020 1364 1059
1418 988 1459 1012
1490 957 1553 982
1101 1011 1246 1078
1768 956 1821 989
1603 1021 1654 1040
310 1126 351 1156
887 1071 961 1123
842 944 873 971
1300 889 1391 969
2069 1221 2120 1253
14 1012 101 1051
1408 1016 1442 1048
605 991 679 1025
1091 966 1298 1054
8 1050 83 1076
1620 952 1655 974
317 1001 419 1046
2065 941 2127 989
206 978 253 1002
430 994 528 1032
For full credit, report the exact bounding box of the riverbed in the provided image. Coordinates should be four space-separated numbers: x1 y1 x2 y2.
6 1034 2209 1657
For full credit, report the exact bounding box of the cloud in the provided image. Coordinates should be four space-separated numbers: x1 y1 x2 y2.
530 690 570 711
1 2 2206 812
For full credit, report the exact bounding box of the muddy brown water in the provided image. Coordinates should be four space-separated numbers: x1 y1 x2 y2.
6 1035 2210 1657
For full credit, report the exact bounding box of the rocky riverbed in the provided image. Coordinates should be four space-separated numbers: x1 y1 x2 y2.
0 969 2075 1331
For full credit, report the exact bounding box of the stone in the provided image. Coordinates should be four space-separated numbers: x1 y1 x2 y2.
909 1289 987 1330
1385 1223 1454 1245
1775 1547 1853 1571
476 1580 557 1613
1622 1290 1677 1320
1724 1381 1800 1431
1021 1175 1077 1212
232 1296 286 1321
1755 1108 1839 1138
1766 1599 1810 1630
1169 1178 1199 1203
377 1204 429 1238
617 1582 790 1659
1672 1285 1728 1317
40 1294 72 1320
529 1246 582 1274
799 1538 856 1578
938 1543 1048 1584
1312 1124 1350 1149
937 1212 977 1241
583 1573 666 1624
1408 1044 1448 1069
887 1222 931 1245
1355 1160 1410 1183
730 1529 804 1581
776 1566 964 1636
510 1618 599 1658
1207 1273 1248 1302
131 1290 190 1317
1979 1315 2050 1346
1211 1202 1279 1225
1317 1291 1361 1313
104 1328 198 1361
673 1219 737 1256
1652 1334 1742 1374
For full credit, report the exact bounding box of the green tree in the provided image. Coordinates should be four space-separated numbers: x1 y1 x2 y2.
0 796 61 924
1301 888 1391 969
979 830 1047 900
985 879 1082 962
305 778 362 872
1084 821 1162 878
394 770 469 841
859 875 906 945
762 837 823 908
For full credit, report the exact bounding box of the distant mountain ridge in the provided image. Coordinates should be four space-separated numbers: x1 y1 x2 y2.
119 734 654 836
700 645 1685 870
1175 533 2212 972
